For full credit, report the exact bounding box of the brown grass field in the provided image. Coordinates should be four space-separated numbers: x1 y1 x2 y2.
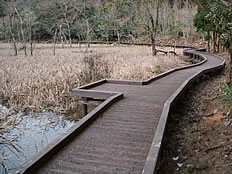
0 43 189 114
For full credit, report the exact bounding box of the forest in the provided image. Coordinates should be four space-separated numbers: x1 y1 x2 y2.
0 0 231 56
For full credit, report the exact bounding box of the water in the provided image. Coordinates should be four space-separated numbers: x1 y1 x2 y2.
0 105 76 174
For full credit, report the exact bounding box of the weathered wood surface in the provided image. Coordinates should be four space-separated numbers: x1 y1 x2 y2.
20 48 225 174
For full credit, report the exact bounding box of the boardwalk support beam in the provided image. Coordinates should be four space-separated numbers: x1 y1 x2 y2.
82 97 88 116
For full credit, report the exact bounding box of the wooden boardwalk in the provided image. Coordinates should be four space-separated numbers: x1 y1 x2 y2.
20 48 225 174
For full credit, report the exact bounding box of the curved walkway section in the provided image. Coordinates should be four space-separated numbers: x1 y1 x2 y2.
20 48 225 174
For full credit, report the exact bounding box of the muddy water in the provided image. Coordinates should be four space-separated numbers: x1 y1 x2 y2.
0 105 77 174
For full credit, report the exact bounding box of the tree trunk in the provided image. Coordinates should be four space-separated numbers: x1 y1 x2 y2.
61 35 64 48
77 35 81 48
151 34 156 56
63 4 72 48
59 25 68 48
207 31 210 52
213 31 216 52
53 29 58 56
30 42 33 56
87 34 90 48
2 17 7 41
16 23 21 42
9 16 17 56
59 25 64 48
116 25 120 44
149 0 160 56
29 14 33 56
217 36 220 53
61 28 68 45
208 39 210 52
15 7 27 56
86 19 91 48
24 42 27 56
212 31 216 53
68 29 72 48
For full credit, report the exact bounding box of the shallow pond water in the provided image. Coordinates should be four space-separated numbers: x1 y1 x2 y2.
0 105 77 174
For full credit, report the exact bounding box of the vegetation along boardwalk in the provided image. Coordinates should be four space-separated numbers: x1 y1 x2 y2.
20 48 225 174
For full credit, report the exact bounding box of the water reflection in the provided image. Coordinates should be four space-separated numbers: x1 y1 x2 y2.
0 108 76 174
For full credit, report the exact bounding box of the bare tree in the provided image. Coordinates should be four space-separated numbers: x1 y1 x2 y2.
173 1 197 44
61 0 75 47
137 0 161 55
36 0 67 53
53 28 58 55
73 0 102 48
9 15 17 55
23 1 37 56
14 6 27 56
28 4 36 56
6 0 18 55
103 0 133 44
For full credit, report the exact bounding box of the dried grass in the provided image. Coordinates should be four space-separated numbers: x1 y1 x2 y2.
0 43 189 113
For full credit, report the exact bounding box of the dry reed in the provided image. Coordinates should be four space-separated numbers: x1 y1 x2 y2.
0 43 189 113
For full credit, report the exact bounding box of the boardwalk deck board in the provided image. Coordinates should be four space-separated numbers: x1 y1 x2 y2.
20 48 225 174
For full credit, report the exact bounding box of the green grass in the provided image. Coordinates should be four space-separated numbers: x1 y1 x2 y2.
222 83 232 111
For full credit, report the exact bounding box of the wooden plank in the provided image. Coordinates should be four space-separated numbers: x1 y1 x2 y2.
72 89 117 100
78 79 106 89
19 93 123 174
106 79 143 85
79 100 103 106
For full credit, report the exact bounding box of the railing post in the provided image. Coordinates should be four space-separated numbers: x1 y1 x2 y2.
82 97 88 116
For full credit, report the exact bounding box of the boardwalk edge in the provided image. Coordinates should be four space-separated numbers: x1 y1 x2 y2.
19 93 123 174
142 50 226 174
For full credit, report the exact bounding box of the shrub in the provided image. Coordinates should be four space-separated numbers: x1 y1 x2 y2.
222 84 232 111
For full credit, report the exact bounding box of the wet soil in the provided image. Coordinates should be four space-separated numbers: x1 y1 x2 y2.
158 53 232 174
